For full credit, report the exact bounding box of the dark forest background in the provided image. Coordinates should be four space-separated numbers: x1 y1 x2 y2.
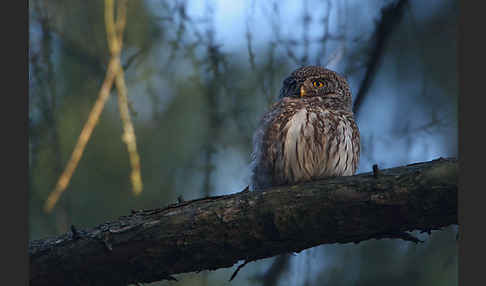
29 0 458 285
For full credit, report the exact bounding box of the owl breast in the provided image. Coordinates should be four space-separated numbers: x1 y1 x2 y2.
280 107 357 184
251 101 360 190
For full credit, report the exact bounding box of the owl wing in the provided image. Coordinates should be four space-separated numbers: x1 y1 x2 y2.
349 115 360 174
317 108 360 176
250 98 301 189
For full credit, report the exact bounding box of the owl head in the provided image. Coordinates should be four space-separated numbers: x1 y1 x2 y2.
279 66 353 111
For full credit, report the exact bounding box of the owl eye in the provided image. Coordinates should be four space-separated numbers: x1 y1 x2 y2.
313 80 324 88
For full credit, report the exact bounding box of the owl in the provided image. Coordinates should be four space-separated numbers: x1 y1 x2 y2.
250 66 360 190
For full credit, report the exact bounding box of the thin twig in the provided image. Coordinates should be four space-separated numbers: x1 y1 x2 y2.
44 57 120 213
107 0 143 195
44 0 142 212
229 259 252 281
111 0 143 194
352 0 408 117
372 164 380 178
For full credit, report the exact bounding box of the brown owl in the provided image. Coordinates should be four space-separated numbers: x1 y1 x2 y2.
250 66 360 190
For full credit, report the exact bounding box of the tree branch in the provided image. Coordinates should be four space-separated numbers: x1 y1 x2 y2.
352 0 408 117
29 157 457 286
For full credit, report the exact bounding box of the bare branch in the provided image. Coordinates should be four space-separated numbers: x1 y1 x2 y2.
31 158 457 286
44 0 142 212
352 0 408 117
43 53 120 213
111 0 143 195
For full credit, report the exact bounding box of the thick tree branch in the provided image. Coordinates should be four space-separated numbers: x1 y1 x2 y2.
29 157 457 286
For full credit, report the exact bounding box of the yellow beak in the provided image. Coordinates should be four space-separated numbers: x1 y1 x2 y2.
300 85 305 98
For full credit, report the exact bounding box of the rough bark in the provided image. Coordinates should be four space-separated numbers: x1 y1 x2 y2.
29 157 458 286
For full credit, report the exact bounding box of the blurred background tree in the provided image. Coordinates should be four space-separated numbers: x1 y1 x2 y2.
29 0 457 285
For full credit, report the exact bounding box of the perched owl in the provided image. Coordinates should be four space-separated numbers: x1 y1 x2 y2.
250 66 360 190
